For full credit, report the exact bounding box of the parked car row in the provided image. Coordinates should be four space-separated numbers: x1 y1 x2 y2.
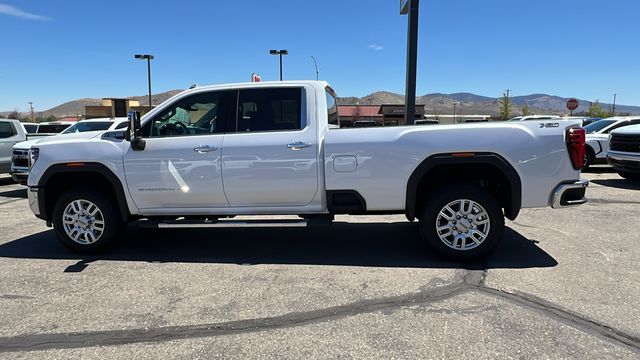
0 118 127 183
9 118 127 184
0 119 62 173
583 117 640 169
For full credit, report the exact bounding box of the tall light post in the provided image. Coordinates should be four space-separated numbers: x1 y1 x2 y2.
134 54 154 109
612 93 617 115
401 0 420 125
310 56 320 80
269 49 288 81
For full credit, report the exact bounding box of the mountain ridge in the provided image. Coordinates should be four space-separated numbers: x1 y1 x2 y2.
3 90 638 118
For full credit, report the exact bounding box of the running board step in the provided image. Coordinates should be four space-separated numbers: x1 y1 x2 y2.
140 219 315 229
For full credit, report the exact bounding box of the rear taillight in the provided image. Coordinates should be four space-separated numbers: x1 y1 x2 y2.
566 128 585 170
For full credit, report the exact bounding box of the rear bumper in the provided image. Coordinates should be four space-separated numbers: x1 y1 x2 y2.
551 179 588 209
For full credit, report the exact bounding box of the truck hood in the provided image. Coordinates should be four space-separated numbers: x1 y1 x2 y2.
13 131 104 149
611 124 640 135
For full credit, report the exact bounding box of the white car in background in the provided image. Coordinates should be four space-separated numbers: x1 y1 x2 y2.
583 116 640 169
10 118 128 184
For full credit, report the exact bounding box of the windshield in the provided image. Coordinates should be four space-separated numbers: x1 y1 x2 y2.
583 119 616 134
61 121 112 134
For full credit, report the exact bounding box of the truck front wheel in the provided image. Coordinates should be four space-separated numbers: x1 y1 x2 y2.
52 188 125 254
419 185 504 261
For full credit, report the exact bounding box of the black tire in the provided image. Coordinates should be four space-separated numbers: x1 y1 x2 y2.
52 187 125 254
618 171 640 181
583 147 595 170
419 185 504 262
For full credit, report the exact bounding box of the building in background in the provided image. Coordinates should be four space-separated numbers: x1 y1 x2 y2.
85 98 150 119
337 104 426 126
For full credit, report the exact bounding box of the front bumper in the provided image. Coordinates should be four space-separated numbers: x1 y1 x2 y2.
607 152 640 174
10 167 28 185
551 179 589 209
28 187 48 222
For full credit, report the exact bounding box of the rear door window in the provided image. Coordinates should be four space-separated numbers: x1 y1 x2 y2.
236 88 302 132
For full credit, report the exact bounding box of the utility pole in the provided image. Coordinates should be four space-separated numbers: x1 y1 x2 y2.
453 102 457 123
28 102 34 122
612 93 617 115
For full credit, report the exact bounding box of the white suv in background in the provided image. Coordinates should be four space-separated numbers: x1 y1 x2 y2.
608 124 640 181
10 118 127 184
583 117 640 169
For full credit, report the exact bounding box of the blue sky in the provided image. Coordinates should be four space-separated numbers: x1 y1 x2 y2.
1 0 639 111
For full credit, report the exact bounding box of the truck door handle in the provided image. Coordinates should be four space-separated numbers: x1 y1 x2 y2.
287 142 312 150
194 145 217 153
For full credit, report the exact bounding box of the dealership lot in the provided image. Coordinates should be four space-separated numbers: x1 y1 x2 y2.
0 168 637 358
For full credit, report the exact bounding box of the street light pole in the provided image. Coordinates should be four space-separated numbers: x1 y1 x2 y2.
612 93 617 115
134 54 154 109
270 49 288 81
311 56 320 80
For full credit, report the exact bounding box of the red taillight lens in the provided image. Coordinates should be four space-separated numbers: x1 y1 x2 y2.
567 127 585 170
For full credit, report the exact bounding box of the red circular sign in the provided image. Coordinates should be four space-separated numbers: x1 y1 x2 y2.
567 98 579 111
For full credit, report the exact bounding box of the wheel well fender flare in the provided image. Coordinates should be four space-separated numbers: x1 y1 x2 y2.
405 153 522 221
38 162 130 222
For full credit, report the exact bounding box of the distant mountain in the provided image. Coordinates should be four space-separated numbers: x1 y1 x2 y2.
337 92 640 117
4 89 638 119
9 90 184 118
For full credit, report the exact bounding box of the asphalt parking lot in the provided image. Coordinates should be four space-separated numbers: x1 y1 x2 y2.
0 167 638 359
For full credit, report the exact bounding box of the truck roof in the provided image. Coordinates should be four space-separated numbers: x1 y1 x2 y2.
187 80 329 92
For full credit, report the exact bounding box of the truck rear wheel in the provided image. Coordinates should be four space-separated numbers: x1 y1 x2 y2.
419 185 504 261
52 187 125 254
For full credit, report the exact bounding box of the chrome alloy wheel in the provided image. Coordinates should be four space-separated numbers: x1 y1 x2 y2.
435 199 491 251
62 199 105 245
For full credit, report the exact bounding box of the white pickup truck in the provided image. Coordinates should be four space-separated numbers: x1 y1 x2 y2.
25 81 588 260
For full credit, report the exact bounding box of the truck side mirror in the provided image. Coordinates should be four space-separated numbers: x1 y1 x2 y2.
126 110 146 151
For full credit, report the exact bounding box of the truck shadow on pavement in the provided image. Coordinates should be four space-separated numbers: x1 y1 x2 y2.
0 222 557 271
0 177 16 186
591 178 640 190
0 188 27 199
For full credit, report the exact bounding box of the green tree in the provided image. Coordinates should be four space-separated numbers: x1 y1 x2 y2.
521 104 531 116
499 92 513 120
586 100 609 118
